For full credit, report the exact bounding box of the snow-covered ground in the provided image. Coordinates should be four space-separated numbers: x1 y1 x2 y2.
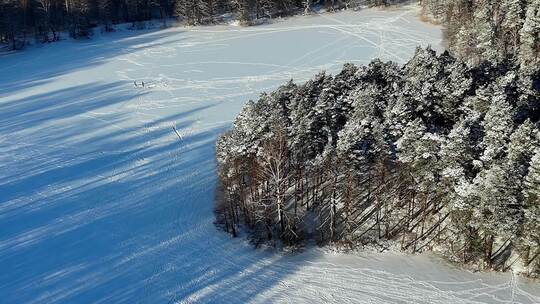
1 6 539 303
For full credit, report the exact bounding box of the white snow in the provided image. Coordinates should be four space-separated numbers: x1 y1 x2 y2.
1 5 539 304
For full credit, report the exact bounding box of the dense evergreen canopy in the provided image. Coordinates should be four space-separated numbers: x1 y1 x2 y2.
2 0 539 63
0 0 404 48
421 0 540 66
216 48 540 276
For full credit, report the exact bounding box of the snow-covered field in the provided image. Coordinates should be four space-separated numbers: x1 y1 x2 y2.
1 6 539 303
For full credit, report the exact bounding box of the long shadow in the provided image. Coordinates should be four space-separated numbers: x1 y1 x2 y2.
0 30 187 96
0 88 306 303
0 23 307 303
0 82 144 134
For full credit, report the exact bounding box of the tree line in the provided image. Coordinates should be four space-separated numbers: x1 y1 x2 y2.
420 0 540 66
0 0 404 49
3 0 538 58
216 48 540 276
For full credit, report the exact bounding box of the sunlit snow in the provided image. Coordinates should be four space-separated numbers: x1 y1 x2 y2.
1 6 539 303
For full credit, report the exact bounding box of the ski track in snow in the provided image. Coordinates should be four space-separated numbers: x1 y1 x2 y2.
1 6 539 304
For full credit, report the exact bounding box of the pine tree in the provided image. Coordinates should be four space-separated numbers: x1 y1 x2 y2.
452 24 475 62
0 0 24 49
440 114 480 190
473 1 498 62
68 0 91 37
506 120 539 179
479 93 514 167
500 0 525 57
98 0 115 31
174 0 192 24
519 0 540 66
471 163 515 268
216 48 540 274
230 0 251 24
521 149 540 276
439 113 483 262
288 72 330 162
255 0 275 18
396 118 444 251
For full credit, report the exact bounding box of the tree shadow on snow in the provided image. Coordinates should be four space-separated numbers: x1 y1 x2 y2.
0 30 188 96
0 67 306 303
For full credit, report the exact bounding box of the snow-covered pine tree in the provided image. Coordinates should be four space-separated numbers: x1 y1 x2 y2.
519 0 540 66
396 118 444 252
217 48 540 275
473 0 499 63
439 113 482 262
479 93 514 167
521 149 540 276
500 0 526 57
288 72 330 162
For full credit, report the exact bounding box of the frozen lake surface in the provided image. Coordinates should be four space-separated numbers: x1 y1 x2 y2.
1 6 539 303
